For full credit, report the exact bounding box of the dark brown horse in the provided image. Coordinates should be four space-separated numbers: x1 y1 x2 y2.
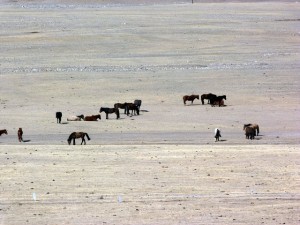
125 103 140 116
0 129 8 136
67 132 91 145
114 103 128 114
183 95 199 105
244 127 255 140
18 128 23 142
201 93 216 105
84 114 101 121
243 123 259 136
210 95 226 107
100 107 120 119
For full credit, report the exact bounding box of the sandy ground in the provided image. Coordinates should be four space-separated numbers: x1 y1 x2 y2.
0 1 299 224
0 145 299 225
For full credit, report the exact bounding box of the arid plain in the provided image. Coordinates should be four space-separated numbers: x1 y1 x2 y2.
0 1 299 224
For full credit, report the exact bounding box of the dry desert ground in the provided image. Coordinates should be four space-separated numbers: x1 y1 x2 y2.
0 1 299 224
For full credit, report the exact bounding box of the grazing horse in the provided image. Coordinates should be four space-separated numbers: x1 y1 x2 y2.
18 128 23 142
125 103 140 116
0 129 8 136
211 99 225 107
243 123 259 136
67 114 84 121
100 107 120 119
183 95 199 105
214 128 221 142
134 99 142 110
56 112 62 123
67 132 91 145
84 114 101 121
210 95 226 107
244 126 255 140
114 103 128 114
201 93 216 105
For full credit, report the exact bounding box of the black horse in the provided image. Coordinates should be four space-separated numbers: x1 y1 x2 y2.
201 93 216 105
210 95 226 107
67 132 91 145
134 99 142 110
100 107 120 119
0 129 8 136
56 112 62 123
125 103 140 116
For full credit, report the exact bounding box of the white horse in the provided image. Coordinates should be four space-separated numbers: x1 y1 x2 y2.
214 128 221 142
67 114 84 121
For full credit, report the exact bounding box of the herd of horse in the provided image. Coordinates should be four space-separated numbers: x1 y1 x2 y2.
183 93 226 107
1 97 260 144
55 100 142 144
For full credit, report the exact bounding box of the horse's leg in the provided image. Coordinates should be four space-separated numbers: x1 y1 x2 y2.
73 138 75 145
106 113 108 119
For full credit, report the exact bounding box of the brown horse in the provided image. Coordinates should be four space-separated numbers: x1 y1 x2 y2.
244 126 255 140
183 95 199 105
84 114 101 121
201 93 216 105
0 129 8 136
243 123 259 136
67 132 91 145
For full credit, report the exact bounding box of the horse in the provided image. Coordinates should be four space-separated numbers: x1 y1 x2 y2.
214 128 221 142
67 132 91 145
183 95 199 105
0 129 8 136
18 128 23 142
244 126 255 140
114 103 128 114
100 107 120 119
210 95 226 107
211 99 225 107
201 93 216 105
134 99 142 110
56 112 62 123
67 114 84 121
84 114 101 121
243 123 259 136
125 103 140 116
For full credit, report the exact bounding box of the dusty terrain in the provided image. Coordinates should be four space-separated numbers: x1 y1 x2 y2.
0 1 299 224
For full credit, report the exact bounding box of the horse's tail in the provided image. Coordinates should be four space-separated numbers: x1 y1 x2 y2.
256 125 259 135
183 96 186 105
116 108 120 119
85 133 91 141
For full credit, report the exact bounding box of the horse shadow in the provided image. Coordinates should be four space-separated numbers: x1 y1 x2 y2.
22 140 31 143
185 103 202 106
61 122 69 125
140 110 149 112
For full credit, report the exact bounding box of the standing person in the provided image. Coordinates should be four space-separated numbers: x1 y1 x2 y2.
18 128 23 142
214 128 221 142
